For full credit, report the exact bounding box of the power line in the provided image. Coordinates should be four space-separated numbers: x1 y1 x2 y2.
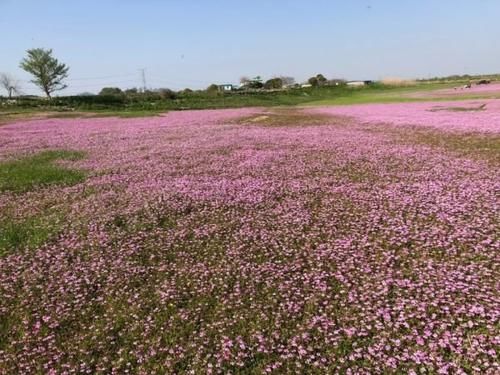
64 73 137 81
19 79 139 89
16 72 221 93
147 74 213 86
17 72 213 90
18 73 137 84
23 80 136 90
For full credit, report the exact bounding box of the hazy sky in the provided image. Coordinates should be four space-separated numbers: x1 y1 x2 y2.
2 0 499 95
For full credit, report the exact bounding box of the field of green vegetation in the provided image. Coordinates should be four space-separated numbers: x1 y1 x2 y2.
3 80 500 120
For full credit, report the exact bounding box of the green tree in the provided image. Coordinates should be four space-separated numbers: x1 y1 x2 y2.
124 88 139 95
99 87 123 96
264 77 283 90
157 88 176 99
206 84 219 95
247 76 264 89
19 48 69 98
308 74 328 87
308 76 319 87
316 74 327 85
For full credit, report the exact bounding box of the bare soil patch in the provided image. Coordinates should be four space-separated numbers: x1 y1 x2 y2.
231 108 349 127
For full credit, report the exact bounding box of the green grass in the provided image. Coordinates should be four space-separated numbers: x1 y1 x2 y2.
2 82 499 122
304 82 500 106
0 215 63 257
0 150 86 193
0 83 459 114
0 150 87 256
303 83 454 106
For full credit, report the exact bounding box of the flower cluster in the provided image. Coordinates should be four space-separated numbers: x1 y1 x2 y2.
312 99 500 133
0 105 498 374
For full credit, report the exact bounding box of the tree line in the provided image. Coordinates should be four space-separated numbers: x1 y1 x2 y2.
2 47 348 99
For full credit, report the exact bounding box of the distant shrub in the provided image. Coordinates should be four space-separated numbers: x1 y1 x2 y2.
99 87 123 96
308 77 319 87
157 88 177 100
124 88 139 95
308 74 327 87
264 78 283 90
206 84 220 95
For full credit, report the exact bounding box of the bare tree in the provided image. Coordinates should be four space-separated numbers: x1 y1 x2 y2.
0 73 20 99
280 76 295 86
239 76 250 85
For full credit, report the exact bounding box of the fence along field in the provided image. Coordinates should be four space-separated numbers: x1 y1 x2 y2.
0 98 499 373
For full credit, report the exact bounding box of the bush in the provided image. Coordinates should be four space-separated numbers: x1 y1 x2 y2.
206 84 220 95
308 77 319 87
99 87 123 96
157 88 177 100
264 78 283 90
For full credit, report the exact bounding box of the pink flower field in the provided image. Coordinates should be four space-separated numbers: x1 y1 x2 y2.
410 83 500 99
0 104 499 374
311 99 500 133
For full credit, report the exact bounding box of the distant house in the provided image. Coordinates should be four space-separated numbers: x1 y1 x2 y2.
300 83 313 88
347 80 373 87
218 84 234 92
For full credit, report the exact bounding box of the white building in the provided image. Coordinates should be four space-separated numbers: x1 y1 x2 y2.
347 80 374 87
218 84 234 92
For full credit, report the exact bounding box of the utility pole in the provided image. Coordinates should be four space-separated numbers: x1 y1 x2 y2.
139 68 147 92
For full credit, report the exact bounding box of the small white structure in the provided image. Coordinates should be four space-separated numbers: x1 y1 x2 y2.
347 80 374 87
300 83 312 88
347 81 366 87
218 84 234 92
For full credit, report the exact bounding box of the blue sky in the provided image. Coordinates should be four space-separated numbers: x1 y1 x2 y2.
1 0 499 95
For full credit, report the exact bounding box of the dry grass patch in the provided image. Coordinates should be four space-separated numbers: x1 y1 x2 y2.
0 111 97 126
428 103 487 112
364 124 500 164
408 130 500 163
232 108 349 128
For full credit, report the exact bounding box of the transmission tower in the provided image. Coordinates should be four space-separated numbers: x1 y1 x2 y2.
139 68 147 92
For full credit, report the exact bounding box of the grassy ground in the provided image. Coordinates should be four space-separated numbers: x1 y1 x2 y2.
304 82 500 106
0 150 86 193
0 214 64 257
4 81 499 124
0 150 87 256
